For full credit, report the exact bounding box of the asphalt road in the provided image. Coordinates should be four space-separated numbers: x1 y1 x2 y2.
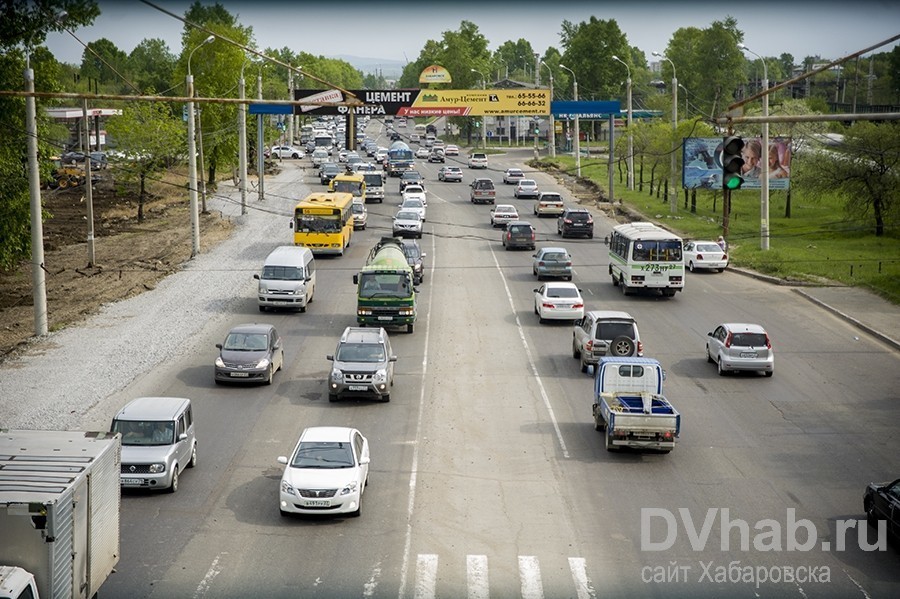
80 121 900 599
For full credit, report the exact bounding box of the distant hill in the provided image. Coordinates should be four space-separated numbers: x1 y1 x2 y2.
332 54 406 79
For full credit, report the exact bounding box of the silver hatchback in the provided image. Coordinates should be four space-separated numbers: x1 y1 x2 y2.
706 323 774 377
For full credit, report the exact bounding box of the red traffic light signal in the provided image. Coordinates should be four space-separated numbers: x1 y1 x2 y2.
722 136 745 190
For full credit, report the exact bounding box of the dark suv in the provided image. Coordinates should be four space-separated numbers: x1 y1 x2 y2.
400 239 426 285
502 221 536 251
558 208 594 238
326 327 397 402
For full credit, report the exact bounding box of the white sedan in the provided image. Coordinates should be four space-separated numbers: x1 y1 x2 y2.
277 426 370 517
533 282 584 323
503 168 525 184
415 146 430 159
401 184 427 207
271 145 305 159
490 204 519 228
683 240 729 272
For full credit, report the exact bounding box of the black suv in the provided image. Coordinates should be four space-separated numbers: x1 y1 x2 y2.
400 239 426 285
399 170 425 192
558 208 594 238
502 221 536 251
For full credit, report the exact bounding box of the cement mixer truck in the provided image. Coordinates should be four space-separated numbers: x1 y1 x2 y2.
352 237 417 333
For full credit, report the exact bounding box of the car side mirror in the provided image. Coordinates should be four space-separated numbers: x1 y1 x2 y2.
353 274 359 284
421 253 426 258
707 331 713 337
216 343 223 349
253 274 260 280
359 456 370 465
178 432 188 442
276 456 288 465
289 221 294 229
533 288 539 293
389 355 398 362
326 354 334 361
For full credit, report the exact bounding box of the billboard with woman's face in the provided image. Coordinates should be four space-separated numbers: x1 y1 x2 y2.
682 137 791 190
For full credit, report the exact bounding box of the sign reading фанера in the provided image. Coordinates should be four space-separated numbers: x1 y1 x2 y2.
293 89 551 117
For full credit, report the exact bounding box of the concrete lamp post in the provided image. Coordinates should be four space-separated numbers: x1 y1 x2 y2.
470 68 487 149
540 61 555 158
612 55 633 191
652 51 678 213
739 43 770 251
559 64 580 177
186 34 215 257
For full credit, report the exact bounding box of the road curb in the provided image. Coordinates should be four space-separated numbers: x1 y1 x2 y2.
790 288 900 352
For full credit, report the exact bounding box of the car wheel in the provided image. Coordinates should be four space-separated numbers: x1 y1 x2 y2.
566 276 572 281
265 365 274 385
280 508 289 517
407 323 414 334
382 394 390 403
706 346 714 363
580 358 589 373
350 499 362 518
620 279 631 296
605 427 618 452
689 261 696 272
188 443 197 468
328 393 338 403
258 306 266 312
167 467 179 494
764 371 774 378
572 338 581 359
611 336 636 357
717 357 728 376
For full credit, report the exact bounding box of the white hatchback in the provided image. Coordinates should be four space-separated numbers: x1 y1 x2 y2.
490 204 519 228
277 426 370 517
400 196 427 221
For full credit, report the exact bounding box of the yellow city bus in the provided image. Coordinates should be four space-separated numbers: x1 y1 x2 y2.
292 192 354 255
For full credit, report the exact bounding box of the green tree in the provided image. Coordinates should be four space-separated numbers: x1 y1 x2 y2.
105 98 185 222
559 17 630 101
794 122 900 236
0 0 98 270
129 39 176 95
79 38 128 85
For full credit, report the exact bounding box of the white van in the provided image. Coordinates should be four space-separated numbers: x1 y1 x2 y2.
362 171 385 203
254 246 316 312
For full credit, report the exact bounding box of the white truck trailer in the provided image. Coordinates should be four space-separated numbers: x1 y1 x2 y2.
0 430 120 599
592 357 681 453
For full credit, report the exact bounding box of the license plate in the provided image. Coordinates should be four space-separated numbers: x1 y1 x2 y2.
348 385 368 391
740 352 758 358
230 372 249 377
122 478 142 485
377 316 392 321
651 271 663 276
274 300 288 304
305 500 330 507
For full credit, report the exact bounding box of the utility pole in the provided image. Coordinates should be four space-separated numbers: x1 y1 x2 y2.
81 100 95 265
257 71 264 203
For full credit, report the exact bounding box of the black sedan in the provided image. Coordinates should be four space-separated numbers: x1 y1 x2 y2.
864 478 900 541
214 323 284 385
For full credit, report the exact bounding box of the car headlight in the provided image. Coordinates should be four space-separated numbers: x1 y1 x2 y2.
255 358 271 369
281 480 294 495
373 369 387 384
258 284 268 293
215 357 225 367
339 481 359 496
330 369 343 383
148 463 166 473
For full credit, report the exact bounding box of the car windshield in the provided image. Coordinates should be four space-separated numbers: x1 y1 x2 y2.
336 342 386 363
351 204 364 215
291 441 355 469
112 420 175 447
396 211 420 220
546 287 579 299
731 332 767 347
223 332 268 351
542 252 568 261
261 266 303 281
359 273 412 298
631 240 683 262
403 245 420 260
595 322 636 340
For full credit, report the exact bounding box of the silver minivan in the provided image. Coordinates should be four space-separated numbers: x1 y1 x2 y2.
254 246 316 312
111 396 197 493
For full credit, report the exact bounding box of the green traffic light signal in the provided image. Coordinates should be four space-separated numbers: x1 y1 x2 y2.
722 135 745 190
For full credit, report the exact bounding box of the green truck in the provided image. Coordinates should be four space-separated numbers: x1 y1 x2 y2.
353 237 417 333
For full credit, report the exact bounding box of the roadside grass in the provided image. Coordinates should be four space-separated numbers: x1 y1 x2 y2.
542 154 900 304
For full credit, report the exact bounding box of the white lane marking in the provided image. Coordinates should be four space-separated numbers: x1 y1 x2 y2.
568 557 596 599
362 561 382 597
490 246 570 458
414 554 438 599
519 555 545 599
467 554 490 599
397 234 437 599
193 552 226 598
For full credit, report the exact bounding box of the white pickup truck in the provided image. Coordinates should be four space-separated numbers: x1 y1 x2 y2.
592 357 680 453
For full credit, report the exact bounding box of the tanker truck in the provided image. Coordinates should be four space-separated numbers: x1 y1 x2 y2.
352 237 417 333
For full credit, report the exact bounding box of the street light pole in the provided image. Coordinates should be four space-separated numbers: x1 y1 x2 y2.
238 60 249 215
560 64 580 177
186 35 214 257
653 52 678 213
740 43 770 250
612 55 633 190
471 68 487 148
540 61 555 157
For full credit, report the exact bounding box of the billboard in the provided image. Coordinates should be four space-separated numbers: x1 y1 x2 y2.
294 88 550 117
682 137 792 190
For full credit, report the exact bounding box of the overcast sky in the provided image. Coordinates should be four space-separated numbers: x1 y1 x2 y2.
45 0 900 70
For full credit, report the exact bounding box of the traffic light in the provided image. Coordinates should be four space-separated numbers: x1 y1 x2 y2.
722 136 744 190
474 121 481 128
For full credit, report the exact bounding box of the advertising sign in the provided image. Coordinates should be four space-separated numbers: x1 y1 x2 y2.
419 65 452 84
682 137 792 190
294 89 550 117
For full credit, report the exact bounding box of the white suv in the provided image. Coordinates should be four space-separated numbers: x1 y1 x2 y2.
468 152 488 169
572 311 643 373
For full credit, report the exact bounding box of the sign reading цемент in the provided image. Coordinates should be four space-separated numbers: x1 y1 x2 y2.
294 89 551 117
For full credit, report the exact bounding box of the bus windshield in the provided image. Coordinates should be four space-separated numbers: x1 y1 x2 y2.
298 214 341 233
631 240 683 262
